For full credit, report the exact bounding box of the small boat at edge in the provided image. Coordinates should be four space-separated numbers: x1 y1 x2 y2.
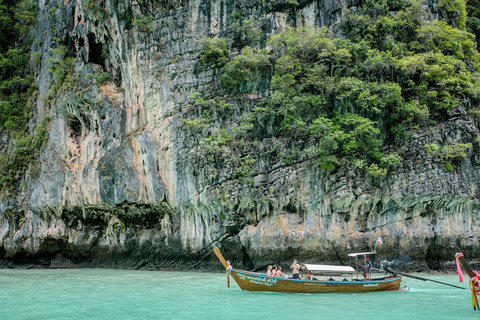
214 248 402 293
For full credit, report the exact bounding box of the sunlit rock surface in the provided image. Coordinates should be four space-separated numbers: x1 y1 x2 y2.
0 0 478 271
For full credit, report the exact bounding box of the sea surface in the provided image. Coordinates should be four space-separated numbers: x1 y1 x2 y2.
0 269 478 320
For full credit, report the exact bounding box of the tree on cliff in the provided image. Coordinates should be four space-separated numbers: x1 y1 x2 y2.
187 0 479 181
0 0 42 191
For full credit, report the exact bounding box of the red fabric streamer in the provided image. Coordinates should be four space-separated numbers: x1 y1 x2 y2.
456 253 465 283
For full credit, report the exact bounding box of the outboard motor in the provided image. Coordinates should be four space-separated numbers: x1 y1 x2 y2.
379 259 396 275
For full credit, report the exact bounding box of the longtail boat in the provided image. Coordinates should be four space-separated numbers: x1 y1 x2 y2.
214 248 402 293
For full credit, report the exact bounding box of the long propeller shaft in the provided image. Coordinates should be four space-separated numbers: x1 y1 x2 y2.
396 272 465 290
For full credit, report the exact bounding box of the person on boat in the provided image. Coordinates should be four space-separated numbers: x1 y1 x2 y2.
304 271 312 280
362 257 373 279
272 265 277 277
276 266 284 278
290 259 300 279
266 265 273 277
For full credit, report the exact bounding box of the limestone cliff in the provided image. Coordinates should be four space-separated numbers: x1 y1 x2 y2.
0 0 478 272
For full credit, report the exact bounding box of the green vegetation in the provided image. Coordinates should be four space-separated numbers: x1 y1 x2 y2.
306 114 383 170
95 72 113 86
438 0 467 29
0 0 44 192
467 0 480 50
183 92 255 183
46 46 77 101
425 141 472 170
83 0 106 20
425 141 472 160
134 15 153 32
199 37 230 69
231 12 263 47
187 0 480 180
220 47 269 94
0 0 37 127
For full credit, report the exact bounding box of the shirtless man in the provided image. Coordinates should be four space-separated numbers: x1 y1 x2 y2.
291 259 300 279
276 266 284 278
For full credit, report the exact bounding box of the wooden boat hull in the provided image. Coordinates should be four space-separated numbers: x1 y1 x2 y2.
231 269 402 293
213 247 401 293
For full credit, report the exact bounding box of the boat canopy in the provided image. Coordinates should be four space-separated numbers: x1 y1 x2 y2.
348 252 377 257
300 264 355 274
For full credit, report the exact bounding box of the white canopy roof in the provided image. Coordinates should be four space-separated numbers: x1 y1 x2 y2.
348 252 377 257
301 264 355 273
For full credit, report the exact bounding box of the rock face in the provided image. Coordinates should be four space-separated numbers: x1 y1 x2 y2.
0 0 478 272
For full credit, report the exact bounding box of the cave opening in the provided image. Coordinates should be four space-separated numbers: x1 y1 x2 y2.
87 33 108 70
67 114 82 138
284 201 297 213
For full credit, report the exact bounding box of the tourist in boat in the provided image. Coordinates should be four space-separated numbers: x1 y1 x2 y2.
290 259 300 279
266 265 272 277
304 271 312 280
362 257 373 279
276 266 284 278
272 265 277 277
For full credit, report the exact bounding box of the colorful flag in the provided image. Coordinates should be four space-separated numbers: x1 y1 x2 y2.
377 236 383 244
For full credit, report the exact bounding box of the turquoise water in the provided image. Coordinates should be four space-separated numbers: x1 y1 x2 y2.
0 269 478 320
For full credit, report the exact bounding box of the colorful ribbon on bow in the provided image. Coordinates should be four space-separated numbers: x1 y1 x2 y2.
456 253 465 283
455 252 480 310
469 271 480 310
226 260 232 288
